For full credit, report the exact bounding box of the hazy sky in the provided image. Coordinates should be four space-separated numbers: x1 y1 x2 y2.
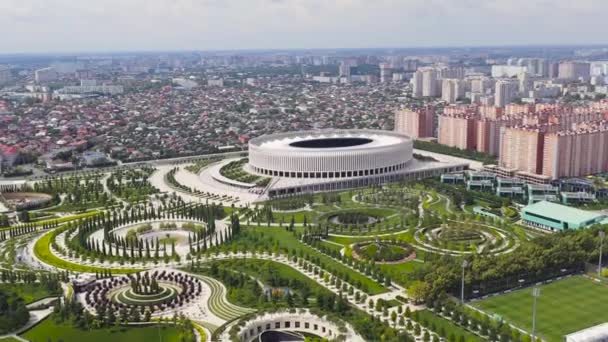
1 0 607 53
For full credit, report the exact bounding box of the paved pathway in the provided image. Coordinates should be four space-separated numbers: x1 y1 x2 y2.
149 164 263 207
25 227 451 341
0 307 53 340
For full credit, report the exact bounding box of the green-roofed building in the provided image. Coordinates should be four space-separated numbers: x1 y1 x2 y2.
521 201 607 231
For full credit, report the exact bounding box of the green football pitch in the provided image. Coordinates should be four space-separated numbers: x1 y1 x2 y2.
472 276 608 342
22 319 183 342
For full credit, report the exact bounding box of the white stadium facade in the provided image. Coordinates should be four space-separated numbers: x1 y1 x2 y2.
246 129 468 198
248 129 413 180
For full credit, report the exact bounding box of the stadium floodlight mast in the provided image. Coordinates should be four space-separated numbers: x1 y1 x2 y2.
599 231 606 278
531 287 541 342
461 259 469 303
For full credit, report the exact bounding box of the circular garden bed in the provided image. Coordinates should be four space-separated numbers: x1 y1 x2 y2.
352 240 415 263
82 270 203 317
328 212 379 225
111 283 181 306
413 221 519 256
316 207 401 234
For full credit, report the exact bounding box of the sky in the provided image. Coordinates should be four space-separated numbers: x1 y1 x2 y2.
1 0 607 54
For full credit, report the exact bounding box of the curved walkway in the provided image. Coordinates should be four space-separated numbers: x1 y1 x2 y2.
411 221 520 256
195 275 255 321
28 229 442 341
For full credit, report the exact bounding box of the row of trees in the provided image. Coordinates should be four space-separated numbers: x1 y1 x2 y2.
411 225 608 303
206 257 410 342
52 296 195 341
0 290 29 334
0 271 64 334
106 167 159 203
0 221 59 242
424 299 538 342
302 227 393 289
34 175 114 210
267 194 314 210
69 202 224 259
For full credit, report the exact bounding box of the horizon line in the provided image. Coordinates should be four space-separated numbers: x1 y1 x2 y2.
1 43 608 57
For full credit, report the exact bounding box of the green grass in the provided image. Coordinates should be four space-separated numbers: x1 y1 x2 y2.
271 210 317 224
379 261 425 286
427 193 454 215
44 203 109 213
318 240 342 253
326 231 414 245
324 230 422 286
195 275 255 321
159 237 177 245
0 283 60 304
317 207 399 224
1 211 100 231
472 276 608 342
197 258 333 311
33 227 141 274
192 322 208 341
416 310 484 341
22 319 183 342
228 258 329 296
0 337 22 342
228 227 387 295
185 158 221 174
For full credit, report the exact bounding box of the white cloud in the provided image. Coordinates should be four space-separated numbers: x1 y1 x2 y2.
0 0 606 53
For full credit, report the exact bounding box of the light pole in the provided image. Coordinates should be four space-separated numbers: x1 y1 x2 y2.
599 231 605 278
461 260 468 304
531 287 540 342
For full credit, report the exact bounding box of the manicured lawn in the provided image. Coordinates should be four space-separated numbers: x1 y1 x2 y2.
206 258 330 306
33 227 141 274
0 337 22 342
426 193 454 215
0 283 60 304
472 276 608 342
326 230 414 246
22 319 183 342
318 241 342 253
192 322 207 342
416 310 484 342
0 211 100 231
271 210 317 224
228 227 388 295
325 231 422 286
380 261 426 286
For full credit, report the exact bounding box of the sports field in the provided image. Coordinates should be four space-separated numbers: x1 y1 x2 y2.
22 319 183 342
472 276 608 342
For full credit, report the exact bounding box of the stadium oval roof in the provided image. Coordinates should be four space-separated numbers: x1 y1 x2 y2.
249 129 411 152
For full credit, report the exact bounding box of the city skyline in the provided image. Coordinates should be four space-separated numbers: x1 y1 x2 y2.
2 0 608 54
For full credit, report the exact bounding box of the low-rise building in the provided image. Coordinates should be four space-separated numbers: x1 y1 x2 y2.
522 200 606 231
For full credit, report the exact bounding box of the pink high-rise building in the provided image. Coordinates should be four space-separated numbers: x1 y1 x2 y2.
476 120 500 156
479 106 503 120
499 127 545 175
476 117 520 156
443 104 478 116
438 114 477 150
504 103 535 116
394 107 435 139
542 127 608 178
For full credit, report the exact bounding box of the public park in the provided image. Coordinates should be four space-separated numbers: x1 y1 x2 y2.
0 131 607 342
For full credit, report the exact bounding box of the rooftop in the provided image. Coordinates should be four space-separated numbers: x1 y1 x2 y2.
565 322 608 342
523 201 604 224
251 129 409 152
